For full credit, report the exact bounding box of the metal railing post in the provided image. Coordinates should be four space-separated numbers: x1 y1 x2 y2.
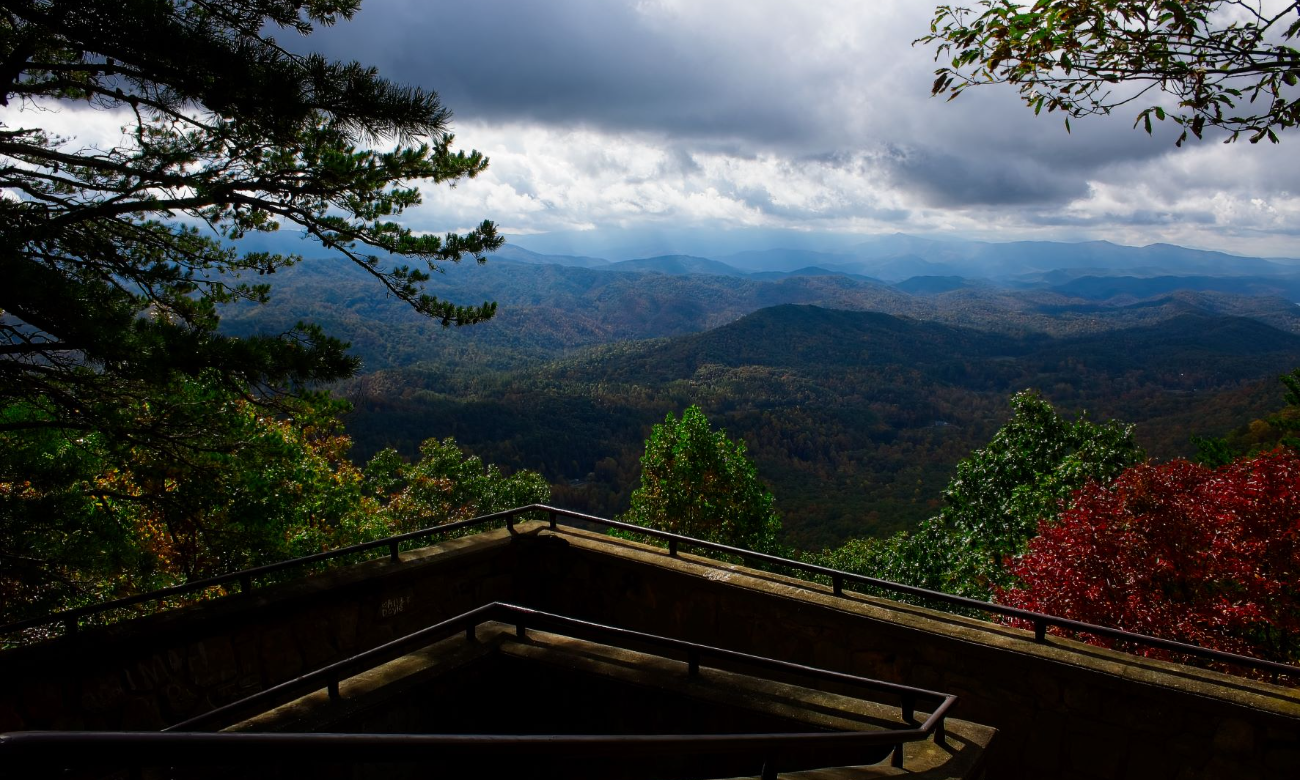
668 538 678 557
891 742 904 768
388 540 400 562
549 510 558 530
1034 620 1047 643
832 575 843 597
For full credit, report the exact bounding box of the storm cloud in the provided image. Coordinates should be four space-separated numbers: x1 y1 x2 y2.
281 0 1298 256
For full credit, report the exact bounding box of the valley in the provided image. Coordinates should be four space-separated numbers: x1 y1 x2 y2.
220 235 1300 550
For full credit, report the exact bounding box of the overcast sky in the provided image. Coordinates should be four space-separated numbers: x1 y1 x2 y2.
68 1 1300 258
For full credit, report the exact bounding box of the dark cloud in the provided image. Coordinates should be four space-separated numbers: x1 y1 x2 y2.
271 0 1300 255
292 0 814 145
294 0 1189 189
877 146 1089 207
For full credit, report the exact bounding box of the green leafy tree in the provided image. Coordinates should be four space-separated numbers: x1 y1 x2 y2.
621 406 783 554
0 0 501 457
1 389 549 628
819 391 1143 601
921 1 1300 144
0 0 507 622
1 378 377 624
369 438 551 534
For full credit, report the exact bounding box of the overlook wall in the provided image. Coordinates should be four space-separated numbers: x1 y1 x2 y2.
0 530 522 732
2 523 1299 779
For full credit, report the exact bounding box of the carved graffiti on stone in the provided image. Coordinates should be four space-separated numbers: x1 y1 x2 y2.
380 595 411 618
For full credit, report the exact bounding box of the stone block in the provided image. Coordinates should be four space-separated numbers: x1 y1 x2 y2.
1061 682 1098 716
295 615 336 669
79 670 125 715
232 630 262 678
0 698 26 731
19 682 66 727
187 636 237 689
160 681 199 719
260 626 303 684
1123 739 1180 780
334 600 360 654
1263 746 1300 773
120 695 164 730
1020 717 1063 771
1063 715 1124 777
1212 717 1256 755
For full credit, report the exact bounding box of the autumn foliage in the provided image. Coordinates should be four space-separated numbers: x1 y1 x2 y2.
999 450 1300 668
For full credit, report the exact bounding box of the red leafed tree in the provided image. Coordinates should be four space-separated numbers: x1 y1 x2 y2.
999 450 1300 667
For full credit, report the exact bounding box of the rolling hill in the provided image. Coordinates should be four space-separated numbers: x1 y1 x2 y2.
339 304 1300 549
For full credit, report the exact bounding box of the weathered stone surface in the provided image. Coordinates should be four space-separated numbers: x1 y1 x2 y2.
1213 717 1256 755
187 636 237 689
119 695 163 730
2 523 1297 780
0 696 25 731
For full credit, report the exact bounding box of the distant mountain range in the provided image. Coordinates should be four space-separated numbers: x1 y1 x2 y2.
219 254 1300 373
490 232 1300 287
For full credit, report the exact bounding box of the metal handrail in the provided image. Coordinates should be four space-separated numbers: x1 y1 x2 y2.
3 503 1298 680
0 507 529 638
2 602 957 777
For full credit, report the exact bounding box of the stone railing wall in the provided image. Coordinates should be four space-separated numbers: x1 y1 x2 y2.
523 528 1300 780
3 523 1299 780
0 529 522 732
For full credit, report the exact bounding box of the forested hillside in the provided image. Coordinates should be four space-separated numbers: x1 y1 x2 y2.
335 302 1300 547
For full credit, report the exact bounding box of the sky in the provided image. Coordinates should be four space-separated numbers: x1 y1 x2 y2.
274 0 1300 259
10 0 1297 259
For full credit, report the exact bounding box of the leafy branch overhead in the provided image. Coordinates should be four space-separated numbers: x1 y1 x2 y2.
919 0 1300 144
0 0 502 445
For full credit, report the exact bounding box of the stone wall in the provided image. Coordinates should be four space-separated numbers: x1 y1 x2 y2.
3 523 1299 780
0 529 522 732
523 528 1300 780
